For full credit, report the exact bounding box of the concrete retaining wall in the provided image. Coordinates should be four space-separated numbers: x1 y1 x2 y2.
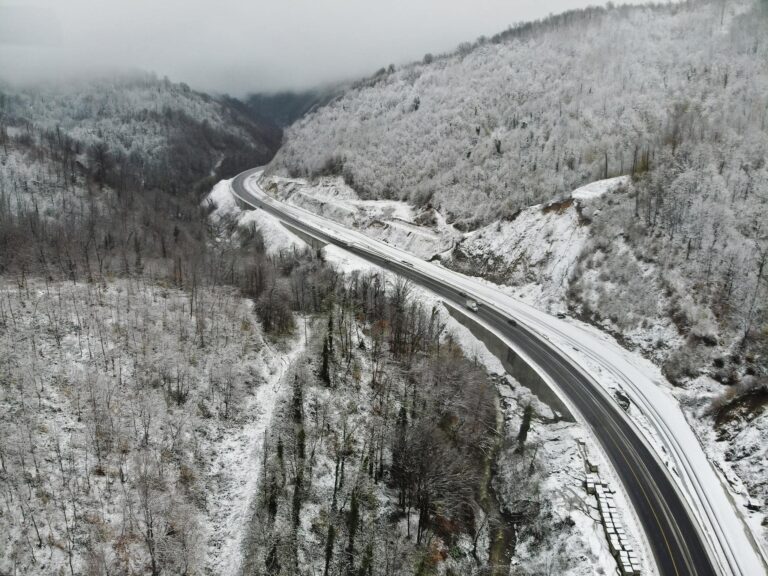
279 222 327 251
444 302 575 421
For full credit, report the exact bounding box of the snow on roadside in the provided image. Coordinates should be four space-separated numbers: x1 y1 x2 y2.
518 304 768 571
435 292 647 576
239 208 307 255
323 244 387 276
207 178 239 217
260 174 618 314
263 174 460 259
675 376 768 552
205 178 307 255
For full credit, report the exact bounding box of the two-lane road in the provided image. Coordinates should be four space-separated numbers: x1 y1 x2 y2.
229 167 766 576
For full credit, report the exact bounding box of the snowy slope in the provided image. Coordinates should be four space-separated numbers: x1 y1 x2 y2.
233 170 768 575
451 197 589 310
205 179 306 255
204 334 305 576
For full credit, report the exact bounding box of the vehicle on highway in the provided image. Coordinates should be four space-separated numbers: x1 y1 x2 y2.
556 312 567 319
507 318 518 326
465 298 479 312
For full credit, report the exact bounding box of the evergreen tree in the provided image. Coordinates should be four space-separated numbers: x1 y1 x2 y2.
323 523 336 576
321 336 331 385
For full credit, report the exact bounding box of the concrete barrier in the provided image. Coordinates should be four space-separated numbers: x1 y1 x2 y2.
279 222 327 251
443 301 575 421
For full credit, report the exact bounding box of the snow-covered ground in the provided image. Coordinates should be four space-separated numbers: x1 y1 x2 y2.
570 176 630 200
452 197 589 310
206 179 305 255
231 170 768 575
570 235 684 364
219 178 638 576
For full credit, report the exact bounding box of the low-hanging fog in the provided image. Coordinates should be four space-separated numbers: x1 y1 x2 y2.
0 0 638 95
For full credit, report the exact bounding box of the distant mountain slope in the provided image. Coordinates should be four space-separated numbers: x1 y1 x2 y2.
0 72 281 279
245 88 341 127
0 73 282 195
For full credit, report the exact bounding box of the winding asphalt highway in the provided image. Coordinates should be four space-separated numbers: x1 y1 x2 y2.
229 167 763 576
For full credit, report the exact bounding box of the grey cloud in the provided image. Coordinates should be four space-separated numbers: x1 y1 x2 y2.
0 0 637 95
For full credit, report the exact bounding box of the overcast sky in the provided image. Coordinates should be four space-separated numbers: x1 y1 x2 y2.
0 0 635 95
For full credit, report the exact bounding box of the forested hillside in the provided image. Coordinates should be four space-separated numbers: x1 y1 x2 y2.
272 0 767 227
270 0 768 382
1 73 281 197
0 73 282 281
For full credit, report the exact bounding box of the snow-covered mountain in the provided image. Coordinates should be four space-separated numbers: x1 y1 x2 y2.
271 0 766 225
1 72 281 195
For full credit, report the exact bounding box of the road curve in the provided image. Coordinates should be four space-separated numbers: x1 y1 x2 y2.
229 167 764 576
